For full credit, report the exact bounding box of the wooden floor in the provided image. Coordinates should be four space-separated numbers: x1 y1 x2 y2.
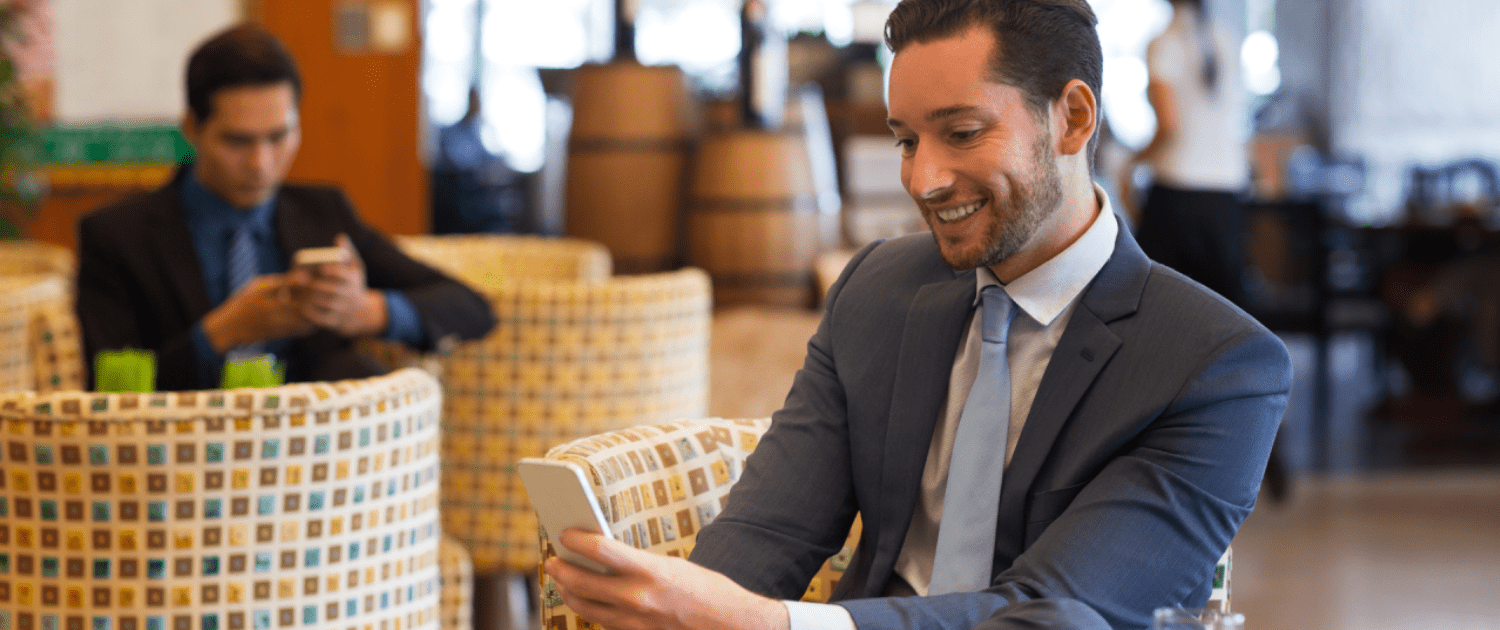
710 306 1500 630
1232 471 1500 630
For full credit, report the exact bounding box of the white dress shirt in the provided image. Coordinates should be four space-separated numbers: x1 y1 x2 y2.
786 187 1119 629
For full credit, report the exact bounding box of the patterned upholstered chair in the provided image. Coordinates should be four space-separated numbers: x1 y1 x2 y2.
436 268 712 576
368 236 709 629
535 418 1234 628
0 241 74 278
437 536 473 630
359 234 614 373
0 368 467 630
0 241 82 393
392 235 612 288
1210 547 1231 613
0 274 85 393
536 418 861 630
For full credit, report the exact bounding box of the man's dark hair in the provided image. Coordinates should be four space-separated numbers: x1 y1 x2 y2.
885 0 1103 161
185 23 303 123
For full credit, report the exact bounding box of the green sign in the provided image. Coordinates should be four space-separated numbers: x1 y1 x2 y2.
43 124 192 164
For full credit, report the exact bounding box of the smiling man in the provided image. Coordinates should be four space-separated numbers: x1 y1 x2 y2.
543 1 1292 629
76 24 494 390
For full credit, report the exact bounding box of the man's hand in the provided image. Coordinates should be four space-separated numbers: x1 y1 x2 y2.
546 529 790 630
292 233 388 338
202 274 316 352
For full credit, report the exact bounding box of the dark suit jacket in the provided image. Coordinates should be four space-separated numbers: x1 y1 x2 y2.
76 170 495 391
690 218 1292 630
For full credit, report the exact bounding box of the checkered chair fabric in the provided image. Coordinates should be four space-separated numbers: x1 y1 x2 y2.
0 368 446 630
1210 546 1231 613
437 535 472 630
1 275 83 393
536 418 861 630
393 235 612 289
438 268 712 575
29 296 85 394
0 242 74 279
360 235 616 374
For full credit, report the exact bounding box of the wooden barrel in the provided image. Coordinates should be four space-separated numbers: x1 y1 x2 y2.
565 63 690 273
688 130 837 308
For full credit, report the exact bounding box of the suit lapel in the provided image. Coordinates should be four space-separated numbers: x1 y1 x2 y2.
144 176 213 320
992 218 1151 566
868 271 975 591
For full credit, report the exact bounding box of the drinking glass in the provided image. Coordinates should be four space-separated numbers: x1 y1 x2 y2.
1151 607 1246 630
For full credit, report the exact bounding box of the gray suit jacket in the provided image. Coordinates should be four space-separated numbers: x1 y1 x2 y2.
690 218 1292 630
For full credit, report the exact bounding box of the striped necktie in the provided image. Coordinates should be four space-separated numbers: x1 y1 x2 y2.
226 222 264 357
228 222 258 296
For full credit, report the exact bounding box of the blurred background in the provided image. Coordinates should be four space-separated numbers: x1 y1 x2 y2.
2 0 1498 628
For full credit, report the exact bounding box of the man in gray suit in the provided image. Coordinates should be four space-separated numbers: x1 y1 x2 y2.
543 1 1292 629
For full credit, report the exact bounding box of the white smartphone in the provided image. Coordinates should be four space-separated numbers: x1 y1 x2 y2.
517 458 615 574
293 246 346 267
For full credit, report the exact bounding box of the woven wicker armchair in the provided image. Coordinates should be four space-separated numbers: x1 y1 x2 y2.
535 417 1233 628
0 274 84 393
392 234 612 288
0 368 473 630
0 241 74 278
435 268 712 575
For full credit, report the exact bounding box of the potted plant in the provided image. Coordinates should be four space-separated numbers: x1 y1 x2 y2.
0 0 41 239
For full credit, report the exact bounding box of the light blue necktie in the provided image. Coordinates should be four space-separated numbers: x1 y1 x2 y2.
929 284 1016 595
226 223 264 357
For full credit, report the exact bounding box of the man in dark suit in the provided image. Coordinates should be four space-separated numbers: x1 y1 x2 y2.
76 24 494 391
543 1 1291 629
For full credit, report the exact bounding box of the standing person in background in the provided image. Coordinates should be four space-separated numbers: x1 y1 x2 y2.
1124 0 1250 307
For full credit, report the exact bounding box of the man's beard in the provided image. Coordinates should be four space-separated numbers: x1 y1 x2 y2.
931 136 1064 271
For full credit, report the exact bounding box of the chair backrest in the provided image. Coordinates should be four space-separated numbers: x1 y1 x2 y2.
437 269 713 575
1403 158 1500 225
437 535 473 630
27 299 86 393
393 235 612 287
1209 546 1231 613
0 368 447 630
536 418 861 630
0 241 74 278
0 275 83 393
359 234 616 373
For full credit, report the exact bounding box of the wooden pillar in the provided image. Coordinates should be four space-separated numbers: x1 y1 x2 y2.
252 0 427 237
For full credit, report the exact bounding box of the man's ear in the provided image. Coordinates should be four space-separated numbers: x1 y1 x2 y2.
1054 79 1097 157
180 112 202 146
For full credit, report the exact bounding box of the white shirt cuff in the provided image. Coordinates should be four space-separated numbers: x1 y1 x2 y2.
784 600 857 630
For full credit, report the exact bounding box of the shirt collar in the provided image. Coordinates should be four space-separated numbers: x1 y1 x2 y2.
181 166 278 237
975 183 1119 326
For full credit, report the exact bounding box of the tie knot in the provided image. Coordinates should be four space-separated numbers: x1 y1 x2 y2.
979 285 1015 344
